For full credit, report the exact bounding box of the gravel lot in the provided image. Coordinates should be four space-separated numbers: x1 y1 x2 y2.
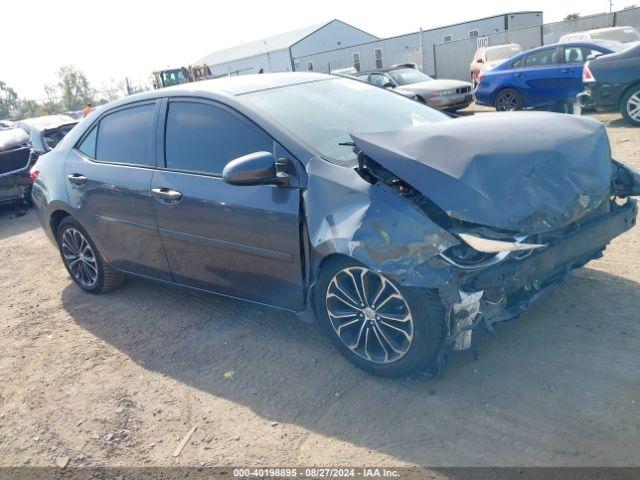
1 109 639 469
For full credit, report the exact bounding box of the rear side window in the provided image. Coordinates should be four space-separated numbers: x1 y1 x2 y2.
95 103 155 166
164 101 272 175
524 48 560 68
77 125 97 158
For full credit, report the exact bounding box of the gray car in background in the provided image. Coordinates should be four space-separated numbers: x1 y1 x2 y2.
355 66 474 111
31 73 640 378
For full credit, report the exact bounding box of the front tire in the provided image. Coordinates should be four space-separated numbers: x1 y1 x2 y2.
620 85 640 126
315 257 446 378
57 217 123 294
494 88 523 111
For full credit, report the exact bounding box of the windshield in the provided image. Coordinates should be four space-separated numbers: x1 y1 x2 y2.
243 78 448 167
387 68 433 86
486 45 522 61
592 27 640 43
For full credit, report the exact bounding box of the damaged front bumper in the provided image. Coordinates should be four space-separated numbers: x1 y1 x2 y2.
443 199 638 350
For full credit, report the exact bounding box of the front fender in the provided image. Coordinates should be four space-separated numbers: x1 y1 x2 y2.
303 158 459 296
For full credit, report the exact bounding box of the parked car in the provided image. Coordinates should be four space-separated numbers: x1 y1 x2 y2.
470 43 523 85
559 26 640 45
32 73 640 377
355 66 473 111
475 41 621 111
13 115 78 159
0 128 35 206
577 42 640 126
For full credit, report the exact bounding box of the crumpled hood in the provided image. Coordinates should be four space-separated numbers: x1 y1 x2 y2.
351 112 613 234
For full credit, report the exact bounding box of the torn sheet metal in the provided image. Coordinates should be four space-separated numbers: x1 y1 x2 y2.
303 157 459 289
351 112 613 234
450 290 483 350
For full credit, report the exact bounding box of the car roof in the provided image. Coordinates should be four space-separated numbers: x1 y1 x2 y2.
16 114 78 132
513 41 614 57
356 66 420 75
105 72 334 110
485 43 521 50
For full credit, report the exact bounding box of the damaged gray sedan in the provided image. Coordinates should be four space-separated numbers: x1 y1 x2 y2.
32 73 640 377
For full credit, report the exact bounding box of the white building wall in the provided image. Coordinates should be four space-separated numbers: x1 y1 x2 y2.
293 33 421 74
290 20 378 58
207 49 291 77
292 12 542 77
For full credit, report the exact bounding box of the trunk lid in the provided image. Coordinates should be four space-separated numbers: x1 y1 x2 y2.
351 112 612 234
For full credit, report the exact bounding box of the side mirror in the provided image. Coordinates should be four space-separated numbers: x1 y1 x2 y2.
477 58 484 64
223 151 288 186
382 82 395 89
586 52 601 60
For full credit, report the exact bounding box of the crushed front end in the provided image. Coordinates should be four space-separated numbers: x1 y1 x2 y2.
435 196 637 351
343 112 640 353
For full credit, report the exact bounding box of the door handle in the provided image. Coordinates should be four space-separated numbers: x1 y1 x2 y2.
152 187 183 203
67 173 87 185
514 73 525 78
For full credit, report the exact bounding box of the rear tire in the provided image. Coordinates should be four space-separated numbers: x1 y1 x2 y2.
494 88 523 111
57 217 124 294
315 257 446 378
620 85 640 126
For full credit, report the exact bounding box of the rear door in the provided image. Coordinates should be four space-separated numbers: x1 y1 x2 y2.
512 47 564 106
64 101 172 280
151 98 304 310
559 45 605 98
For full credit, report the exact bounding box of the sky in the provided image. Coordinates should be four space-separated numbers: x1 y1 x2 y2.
0 0 630 99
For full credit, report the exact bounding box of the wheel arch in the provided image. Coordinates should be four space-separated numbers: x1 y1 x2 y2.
619 81 640 110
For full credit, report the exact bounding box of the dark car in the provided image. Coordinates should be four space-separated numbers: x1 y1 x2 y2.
0 128 35 206
355 66 473 111
475 41 621 111
14 114 78 159
577 42 640 126
32 73 640 378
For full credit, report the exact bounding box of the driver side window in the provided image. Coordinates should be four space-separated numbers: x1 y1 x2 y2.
164 101 273 176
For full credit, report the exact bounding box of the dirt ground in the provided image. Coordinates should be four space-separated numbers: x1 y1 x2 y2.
1 108 639 470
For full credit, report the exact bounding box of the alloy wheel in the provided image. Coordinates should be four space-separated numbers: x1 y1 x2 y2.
496 91 519 111
61 228 99 288
325 267 414 364
627 91 640 122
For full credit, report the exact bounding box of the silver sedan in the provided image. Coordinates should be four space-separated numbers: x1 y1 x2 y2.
356 67 474 111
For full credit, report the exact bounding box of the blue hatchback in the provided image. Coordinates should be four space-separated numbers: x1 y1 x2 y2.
475 42 619 111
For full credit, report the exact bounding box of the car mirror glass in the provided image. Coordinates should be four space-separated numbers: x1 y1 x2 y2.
222 151 288 187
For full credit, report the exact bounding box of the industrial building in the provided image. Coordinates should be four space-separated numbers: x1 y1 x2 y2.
196 19 378 77
195 12 542 79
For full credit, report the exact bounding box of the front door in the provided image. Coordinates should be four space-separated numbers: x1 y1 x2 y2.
151 99 304 310
513 47 564 107
65 101 172 280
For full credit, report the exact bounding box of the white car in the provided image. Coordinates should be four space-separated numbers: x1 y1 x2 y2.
559 26 640 44
470 43 522 85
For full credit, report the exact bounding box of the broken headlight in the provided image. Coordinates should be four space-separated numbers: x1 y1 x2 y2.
458 233 546 253
440 232 546 270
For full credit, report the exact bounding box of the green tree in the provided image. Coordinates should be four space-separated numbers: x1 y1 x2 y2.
0 80 19 120
564 13 581 20
56 65 94 111
17 99 44 118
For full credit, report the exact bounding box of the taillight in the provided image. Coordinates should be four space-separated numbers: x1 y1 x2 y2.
583 61 595 83
29 164 40 183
